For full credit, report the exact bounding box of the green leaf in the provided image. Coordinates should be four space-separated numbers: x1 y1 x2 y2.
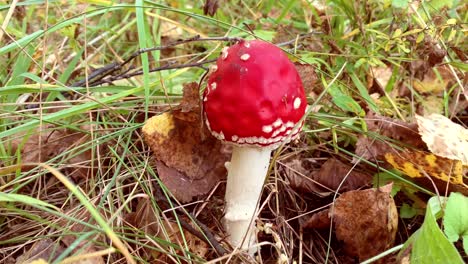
347 68 379 113
424 0 455 10
328 85 364 116
0 192 60 211
399 196 464 263
443 193 468 255
392 0 409 9
400 203 418 218
448 62 468 72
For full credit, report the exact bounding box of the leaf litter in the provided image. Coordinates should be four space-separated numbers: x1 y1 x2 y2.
142 82 230 202
302 183 398 263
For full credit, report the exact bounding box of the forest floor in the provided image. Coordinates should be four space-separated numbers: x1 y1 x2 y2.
0 1 467 263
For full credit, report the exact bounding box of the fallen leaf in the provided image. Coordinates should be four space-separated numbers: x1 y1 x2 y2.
142 83 230 202
303 184 398 262
294 63 318 97
354 112 425 162
7 126 96 181
384 150 468 195
15 239 66 264
416 114 468 165
370 66 393 91
203 0 219 16
412 66 453 94
312 158 372 192
125 197 209 261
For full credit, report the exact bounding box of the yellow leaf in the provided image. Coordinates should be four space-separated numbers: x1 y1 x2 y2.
384 150 466 185
446 18 457 25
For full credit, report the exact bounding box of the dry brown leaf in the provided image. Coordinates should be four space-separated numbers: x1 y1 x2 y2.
294 63 318 97
203 0 219 16
312 158 372 192
54 208 105 264
412 66 453 94
7 126 95 181
125 198 209 261
15 239 66 263
369 66 393 92
142 83 230 202
284 157 371 196
303 184 398 262
354 112 425 162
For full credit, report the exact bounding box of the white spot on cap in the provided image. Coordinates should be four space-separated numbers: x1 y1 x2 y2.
273 118 282 128
222 47 229 60
262 125 273 133
219 131 225 140
240 54 250 61
209 65 218 73
244 42 250 48
232 135 238 141
211 82 217 90
285 121 295 128
272 130 281 137
293 97 301 110
203 97 207 102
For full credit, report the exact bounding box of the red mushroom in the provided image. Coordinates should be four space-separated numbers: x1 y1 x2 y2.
203 40 307 252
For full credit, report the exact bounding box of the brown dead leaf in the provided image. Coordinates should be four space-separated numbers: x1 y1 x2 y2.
53 208 105 264
203 0 219 16
284 158 372 195
303 184 398 262
142 83 230 202
7 126 96 181
282 158 330 196
125 198 209 261
367 66 392 95
413 65 453 94
312 158 372 192
355 112 425 162
294 63 318 97
15 239 66 263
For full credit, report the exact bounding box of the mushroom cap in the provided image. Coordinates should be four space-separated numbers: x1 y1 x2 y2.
203 40 307 148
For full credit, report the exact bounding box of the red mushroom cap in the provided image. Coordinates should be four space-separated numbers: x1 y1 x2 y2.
203 39 307 148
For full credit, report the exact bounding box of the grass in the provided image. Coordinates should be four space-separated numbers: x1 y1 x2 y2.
1 0 466 263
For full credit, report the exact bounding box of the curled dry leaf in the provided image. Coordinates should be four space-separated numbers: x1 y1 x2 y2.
6 125 95 181
303 184 398 262
354 112 425 162
284 158 371 195
312 158 372 192
142 83 230 202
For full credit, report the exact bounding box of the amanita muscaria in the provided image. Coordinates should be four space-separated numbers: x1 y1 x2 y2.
202 39 307 251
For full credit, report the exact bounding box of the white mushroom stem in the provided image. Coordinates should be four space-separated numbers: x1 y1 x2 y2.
224 145 272 252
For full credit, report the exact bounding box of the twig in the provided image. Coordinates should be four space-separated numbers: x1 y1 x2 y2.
70 35 241 88
87 59 217 87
